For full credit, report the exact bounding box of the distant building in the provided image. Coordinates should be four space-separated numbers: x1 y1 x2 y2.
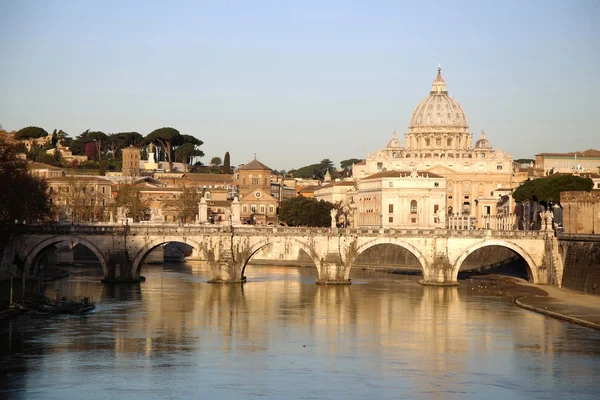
352 68 514 227
234 157 278 225
121 145 141 177
28 162 66 179
45 143 88 165
535 149 600 176
356 170 446 228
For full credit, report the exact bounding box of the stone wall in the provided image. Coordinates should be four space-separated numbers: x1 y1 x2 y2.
559 235 600 295
561 190 600 234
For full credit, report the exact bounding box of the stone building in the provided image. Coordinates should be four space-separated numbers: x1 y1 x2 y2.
234 157 278 225
121 145 141 177
356 170 446 228
560 190 600 234
47 176 113 222
353 68 514 226
535 149 600 176
313 181 356 205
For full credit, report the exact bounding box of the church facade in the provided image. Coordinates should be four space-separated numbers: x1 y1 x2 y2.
353 68 515 227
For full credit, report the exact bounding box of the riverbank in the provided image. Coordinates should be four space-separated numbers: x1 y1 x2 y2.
468 274 600 330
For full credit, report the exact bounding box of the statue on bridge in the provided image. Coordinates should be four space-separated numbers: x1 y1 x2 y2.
150 208 164 223
330 208 338 229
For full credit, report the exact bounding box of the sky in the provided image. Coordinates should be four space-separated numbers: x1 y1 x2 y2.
1 0 599 170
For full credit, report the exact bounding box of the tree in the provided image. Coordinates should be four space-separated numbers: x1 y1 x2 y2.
114 184 148 221
222 152 231 174
512 175 594 206
210 156 222 167
107 132 143 159
15 126 48 151
163 187 201 223
279 196 334 227
290 163 322 179
340 158 363 177
0 138 53 254
143 127 183 171
71 130 108 157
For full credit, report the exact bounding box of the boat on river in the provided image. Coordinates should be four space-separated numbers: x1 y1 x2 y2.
16 296 95 315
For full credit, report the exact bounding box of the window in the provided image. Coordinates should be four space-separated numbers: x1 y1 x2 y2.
497 164 503 170
252 176 259 185
425 139 430 147
269 205 274 213
243 205 248 213
436 139 441 146
411 217 416 223
264 177 268 185
388 204 393 213
434 182 439 187
388 182 393 187
377 162 383 170
102 187 106 194
242 177 247 185
260 205 265 213
434 204 439 213
447 138 452 147
251 205 256 213
410 200 417 214
389 216 393 223
102 199 106 206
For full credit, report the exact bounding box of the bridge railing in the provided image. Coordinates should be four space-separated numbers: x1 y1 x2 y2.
15 222 547 239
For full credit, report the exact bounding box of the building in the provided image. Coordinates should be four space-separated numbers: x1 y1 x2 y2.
560 190 600 234
356 170 446 228
28 162 66 179
47 176 113 222
121 145 141 177
313 181 356 204
234 157 279 225
353 68 514 226
535 149 600 176
44 143 88 165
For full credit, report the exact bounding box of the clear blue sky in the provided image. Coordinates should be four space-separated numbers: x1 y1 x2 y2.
1 0 598 170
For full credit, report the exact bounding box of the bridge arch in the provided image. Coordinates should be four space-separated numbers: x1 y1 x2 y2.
348 238 429 278
451 239 539 283
23 235 109 278
131 237 204 279
240 237 321 279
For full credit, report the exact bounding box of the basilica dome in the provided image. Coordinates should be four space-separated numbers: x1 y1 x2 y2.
408 68 468 129
475 131 492 149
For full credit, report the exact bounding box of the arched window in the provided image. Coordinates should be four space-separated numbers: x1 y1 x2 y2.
410 200 417 214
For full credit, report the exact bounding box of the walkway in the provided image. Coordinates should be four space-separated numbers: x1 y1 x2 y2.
516 281 600 330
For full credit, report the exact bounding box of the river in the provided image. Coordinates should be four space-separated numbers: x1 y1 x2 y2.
1 262 600 399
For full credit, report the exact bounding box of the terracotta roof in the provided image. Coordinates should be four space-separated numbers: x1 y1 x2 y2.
316 181 356 190
28 162 63 171
208 200 231 207
238 158 271 171
364 171 443 180
178 173 234 181
536 149 600 157
47 176 111 183
298 185 319 193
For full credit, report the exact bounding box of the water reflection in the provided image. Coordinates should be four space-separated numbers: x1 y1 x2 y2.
1 262 599 399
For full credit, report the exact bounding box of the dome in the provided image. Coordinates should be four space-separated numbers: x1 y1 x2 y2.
408 68 468 129
475 130 492 149
386 130 403 149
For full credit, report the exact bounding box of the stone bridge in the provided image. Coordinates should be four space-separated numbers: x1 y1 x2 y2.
14 224 563 286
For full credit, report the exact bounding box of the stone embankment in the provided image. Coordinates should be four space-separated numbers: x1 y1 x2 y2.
558 235 600 295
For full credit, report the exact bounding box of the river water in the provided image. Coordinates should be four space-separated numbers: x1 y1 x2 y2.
1 262 600 399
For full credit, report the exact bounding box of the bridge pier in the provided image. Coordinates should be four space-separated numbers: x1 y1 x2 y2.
207 249 246 284
101 252 143 283
420 254 459 287
316 253 351 285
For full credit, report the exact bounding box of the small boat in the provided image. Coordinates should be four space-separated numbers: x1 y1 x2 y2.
15 296 95 315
